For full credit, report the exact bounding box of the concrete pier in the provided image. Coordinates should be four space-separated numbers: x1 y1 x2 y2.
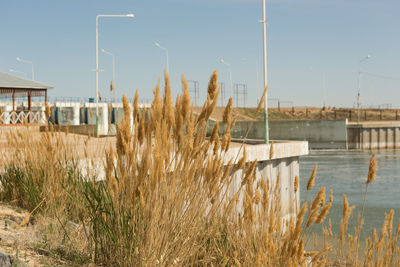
225 140 308 221
347 121 400 149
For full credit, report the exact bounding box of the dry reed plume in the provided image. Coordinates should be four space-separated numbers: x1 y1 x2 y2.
110 80 115 91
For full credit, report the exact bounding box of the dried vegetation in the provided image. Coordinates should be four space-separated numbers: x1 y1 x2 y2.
0 71 399 266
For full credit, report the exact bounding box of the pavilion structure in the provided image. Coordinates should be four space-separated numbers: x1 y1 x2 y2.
0 72 53 124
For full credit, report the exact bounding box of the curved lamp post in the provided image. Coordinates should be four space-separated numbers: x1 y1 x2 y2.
154 42 169 73
357 55 371 122
219 59 233 99
95 13 134 136
9 69 27 78
16 57 34 80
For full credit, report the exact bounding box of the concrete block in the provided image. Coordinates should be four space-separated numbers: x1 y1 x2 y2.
112 107 124 125
56 107 74 126
79 107 86 124
84 103 108 135
54 102 80 125
50 107 57 124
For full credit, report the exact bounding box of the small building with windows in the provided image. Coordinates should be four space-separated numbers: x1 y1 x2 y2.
0 72 53 124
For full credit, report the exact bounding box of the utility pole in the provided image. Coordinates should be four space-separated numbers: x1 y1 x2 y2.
188 80 199 107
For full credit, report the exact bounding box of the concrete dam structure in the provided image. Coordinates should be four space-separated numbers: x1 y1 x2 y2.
347 121 400 150
210 119 400 150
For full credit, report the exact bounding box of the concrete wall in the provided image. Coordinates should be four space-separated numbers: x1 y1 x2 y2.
269 120 348 149
225 141 308 221
213 119 347 149
84 139 308 222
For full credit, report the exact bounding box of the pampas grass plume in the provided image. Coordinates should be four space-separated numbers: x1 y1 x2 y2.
163 69 175 128
367 153 377 184
181 73 191 119
207 70 218 100
110 80 115 91
133 89 139 121
223 97 232 124
269 141 274 160
256 85 268 113
307 165 318 191
294 175 299 194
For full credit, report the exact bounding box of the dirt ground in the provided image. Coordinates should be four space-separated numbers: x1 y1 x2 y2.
0 127 115 161
0 203 66 266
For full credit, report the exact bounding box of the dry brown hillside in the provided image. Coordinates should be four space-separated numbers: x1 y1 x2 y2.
193 106 400 122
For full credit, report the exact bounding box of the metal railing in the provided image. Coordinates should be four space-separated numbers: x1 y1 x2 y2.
48 97 153 105
0 111 45 124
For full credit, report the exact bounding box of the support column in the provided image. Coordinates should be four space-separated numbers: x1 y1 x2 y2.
28 91 32 123
12 90 15 124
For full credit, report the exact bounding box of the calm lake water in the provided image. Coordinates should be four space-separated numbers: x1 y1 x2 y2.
299 149 400 239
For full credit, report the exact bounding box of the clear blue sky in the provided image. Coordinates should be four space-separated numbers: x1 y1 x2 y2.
0 0 399 108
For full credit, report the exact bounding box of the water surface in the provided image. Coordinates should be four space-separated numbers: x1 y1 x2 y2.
300 150 400 240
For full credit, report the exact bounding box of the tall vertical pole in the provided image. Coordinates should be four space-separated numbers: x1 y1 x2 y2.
95 15 99 137
12 90 15 124
28 91 32 123
357 64 361 123
262 0 269 143
112 54 115 103
323 72 326 107
356 55 371 123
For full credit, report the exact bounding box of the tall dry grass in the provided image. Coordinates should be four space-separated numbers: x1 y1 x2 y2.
0 70 399 266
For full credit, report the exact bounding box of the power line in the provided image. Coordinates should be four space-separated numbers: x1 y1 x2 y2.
361 71 400 81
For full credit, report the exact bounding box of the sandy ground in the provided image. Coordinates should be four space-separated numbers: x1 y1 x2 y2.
0 127 115 161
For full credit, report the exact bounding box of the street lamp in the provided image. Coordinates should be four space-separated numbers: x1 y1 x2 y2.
154 42 169 73
260 0 269 144
219 59 233 98
357 55 371 122
9 69 27 78
95 13 134 137
101 48 115 101
16 57 34 80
